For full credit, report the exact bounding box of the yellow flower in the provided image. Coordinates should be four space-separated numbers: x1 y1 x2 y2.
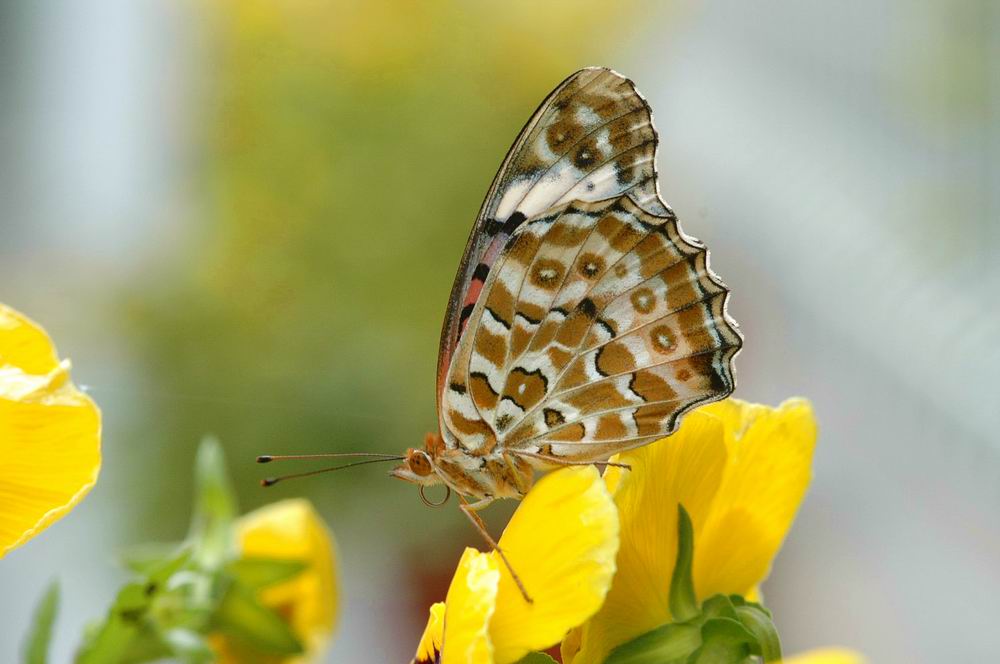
563 398 817 664
212 498 339 664
414 465 619 664
0 303 101 558
782 648 867 664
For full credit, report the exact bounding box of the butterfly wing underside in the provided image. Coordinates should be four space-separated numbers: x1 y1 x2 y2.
442 194 742 462
437 67 669 414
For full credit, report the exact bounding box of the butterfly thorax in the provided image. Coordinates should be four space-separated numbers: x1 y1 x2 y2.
391 432 537 500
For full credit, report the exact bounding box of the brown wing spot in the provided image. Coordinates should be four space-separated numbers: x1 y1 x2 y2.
515 301 546 326
554 302 595 348
547 345 573 369
650 324 677 354
546 115 585 152
543 408 565 427
564 380 631 411
559 357 589 391
614 263 630 278
469 372 499 410
595 414 628 440
548 422 586 442
531 258 565 290
629 369 677 403
660 259 700 311
510 322 534 359
595 341 636 377
448 409 497 447
676 368 692 381
475 327 508 368
676 304 713 351
507 231 544 264
548 220 593 248
528 313 566 353
577 252 605 279
599 215 644 253
630 287 656 314
634 402 676 437
502 366 549 411
573 138 599 169
485 280 516 326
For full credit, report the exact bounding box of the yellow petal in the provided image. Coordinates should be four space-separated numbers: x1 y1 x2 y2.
488 465 619 664
234 498 338 662
442 548 500 664
782 648 867 664
0 304 101 558
694 398 817 598
0 304 60 374
414 602 445 663
565 412 728 664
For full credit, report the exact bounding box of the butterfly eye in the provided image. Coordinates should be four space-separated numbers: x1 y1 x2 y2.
407 449 433 476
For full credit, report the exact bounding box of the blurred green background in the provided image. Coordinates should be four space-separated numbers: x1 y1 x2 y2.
1 1 997 662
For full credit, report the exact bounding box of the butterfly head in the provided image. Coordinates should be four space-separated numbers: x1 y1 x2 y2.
390 432 446 487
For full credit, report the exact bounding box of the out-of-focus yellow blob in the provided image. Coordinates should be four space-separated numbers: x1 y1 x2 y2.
782 648 868 664
214 498 338 664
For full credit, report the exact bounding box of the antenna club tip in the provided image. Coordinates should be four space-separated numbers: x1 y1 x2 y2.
256 455 273 464
261 477 279 487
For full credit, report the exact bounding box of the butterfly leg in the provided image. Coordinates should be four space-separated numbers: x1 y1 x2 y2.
458 496 534 604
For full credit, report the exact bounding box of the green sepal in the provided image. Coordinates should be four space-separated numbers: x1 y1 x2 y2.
211 582 303 656
732 599 781 662
23 581 59 664
514 653 559 664
604 623 702 664
687 617 756 663
700 595 738 621
669 504 698 622
189 437 238 570
226 557 307 590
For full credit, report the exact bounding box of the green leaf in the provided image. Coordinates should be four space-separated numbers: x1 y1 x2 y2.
514 654 559 664
189 437 238 569
733 603 782 662
604 623 702 664
212 582 303 656
227 557 307 589
669 504 698 622
75 615 139 664
23 581 59 664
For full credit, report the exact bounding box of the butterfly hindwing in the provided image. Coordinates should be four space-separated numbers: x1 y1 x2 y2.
437 68 667 416
442 194 741 461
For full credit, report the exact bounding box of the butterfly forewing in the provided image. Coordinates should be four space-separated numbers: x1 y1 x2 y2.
437 68 669 417
436 66 741 470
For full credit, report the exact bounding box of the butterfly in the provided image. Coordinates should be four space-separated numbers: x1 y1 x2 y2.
260 67 742 600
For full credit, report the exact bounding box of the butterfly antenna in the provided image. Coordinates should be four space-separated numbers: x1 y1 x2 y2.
257 452 404 463
260 457 403 487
